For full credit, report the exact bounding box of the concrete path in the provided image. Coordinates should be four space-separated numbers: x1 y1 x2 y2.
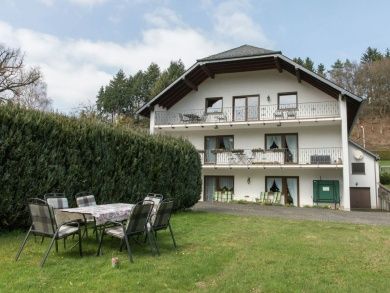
192 202 390 226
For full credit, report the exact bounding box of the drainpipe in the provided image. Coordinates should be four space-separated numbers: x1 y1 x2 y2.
339 94 351 211
360 125 366 148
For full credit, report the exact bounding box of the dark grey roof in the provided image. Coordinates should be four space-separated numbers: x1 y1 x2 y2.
349 140 380 160
198 45 281 62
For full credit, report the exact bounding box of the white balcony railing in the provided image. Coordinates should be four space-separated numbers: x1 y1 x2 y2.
198 147 343 166
155 101 340 126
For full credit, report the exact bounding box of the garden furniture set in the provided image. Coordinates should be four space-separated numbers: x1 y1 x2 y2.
15 192 177 267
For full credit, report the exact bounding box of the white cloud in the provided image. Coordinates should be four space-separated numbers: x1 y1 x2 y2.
68 0 108 6
212 0 273 47
0 21 226 112
38 0 109 6
144 8 183 28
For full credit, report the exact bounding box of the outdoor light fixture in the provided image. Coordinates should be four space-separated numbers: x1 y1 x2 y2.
247 177 251 184
267 95 271 102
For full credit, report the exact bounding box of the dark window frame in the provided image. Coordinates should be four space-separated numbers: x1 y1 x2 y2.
205 97 223 114
352 162 366 175
204 176 234 201
277 92 298 110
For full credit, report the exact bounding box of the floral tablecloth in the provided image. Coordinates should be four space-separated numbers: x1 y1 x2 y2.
58 203 134 225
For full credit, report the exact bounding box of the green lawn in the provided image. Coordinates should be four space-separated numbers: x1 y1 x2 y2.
1 211 390 292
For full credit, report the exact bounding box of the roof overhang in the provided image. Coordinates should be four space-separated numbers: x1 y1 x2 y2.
137 53 364 131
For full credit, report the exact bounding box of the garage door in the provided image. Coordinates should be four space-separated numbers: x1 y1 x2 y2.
350 187 371 209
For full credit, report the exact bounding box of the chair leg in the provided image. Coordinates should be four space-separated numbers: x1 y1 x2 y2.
97 230 105 256
78 230 83 257
123 236 133 263
40 233 57 267
15 227 32 261
168 223 177 249
55 240 58 253
148 230 159 256
40 236 44 244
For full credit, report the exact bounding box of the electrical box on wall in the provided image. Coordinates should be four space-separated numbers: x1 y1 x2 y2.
313 180 340 204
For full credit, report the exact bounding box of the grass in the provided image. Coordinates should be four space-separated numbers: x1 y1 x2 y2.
1 211 390 292
380 160 390 166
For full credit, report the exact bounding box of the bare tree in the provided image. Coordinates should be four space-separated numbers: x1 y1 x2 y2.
11 80 52 111
0 45 41 101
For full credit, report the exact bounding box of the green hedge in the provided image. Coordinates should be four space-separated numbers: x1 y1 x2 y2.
0 105 202 229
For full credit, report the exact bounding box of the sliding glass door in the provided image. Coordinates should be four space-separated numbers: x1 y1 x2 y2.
233 96 259 121
266 176 299 206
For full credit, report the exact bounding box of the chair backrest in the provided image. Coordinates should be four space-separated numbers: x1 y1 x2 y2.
125 201 154 235
152 200 174 229
28 198 56 236
75 193 96 207
44 193 69 209
143 193 163 207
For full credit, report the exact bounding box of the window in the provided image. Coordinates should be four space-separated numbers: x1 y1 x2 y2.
204 136 234 163
265 133 298 163
278 92 297 109
233 95 259 121
352 163 365 174
206 97 223 113
266 176 299 206
204 176 234 201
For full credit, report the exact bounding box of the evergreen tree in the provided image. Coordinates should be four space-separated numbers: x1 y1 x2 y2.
316 63 326 77
151 60 185 97
361 47 383 64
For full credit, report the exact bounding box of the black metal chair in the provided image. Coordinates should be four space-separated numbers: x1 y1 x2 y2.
147 199 177 255
15 198 82 267
97 201 156 263
75 191 98 239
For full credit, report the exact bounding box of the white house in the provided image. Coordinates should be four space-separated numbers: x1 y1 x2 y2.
138 45 380 210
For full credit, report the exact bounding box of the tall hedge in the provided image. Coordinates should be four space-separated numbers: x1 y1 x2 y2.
0 105 202 229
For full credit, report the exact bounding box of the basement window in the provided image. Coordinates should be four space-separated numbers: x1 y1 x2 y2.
352 163 365 174
206 97 223 113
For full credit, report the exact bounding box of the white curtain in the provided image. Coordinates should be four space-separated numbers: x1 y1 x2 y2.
266 177 282 192
267 135 282 149
222 137 234 150
285 135 298 163
286 178 298 206
219 177 233 190
205 177 216 201
205 137 217 163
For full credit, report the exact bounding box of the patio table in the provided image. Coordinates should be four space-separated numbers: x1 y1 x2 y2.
58 203 134 226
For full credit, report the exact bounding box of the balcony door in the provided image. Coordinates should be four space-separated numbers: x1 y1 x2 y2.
265 133 298 163
266 176 299 206
204 176 234 201
233 95 259 121
204 136 234 164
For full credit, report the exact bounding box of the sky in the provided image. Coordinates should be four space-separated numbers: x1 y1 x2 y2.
0 0 389 112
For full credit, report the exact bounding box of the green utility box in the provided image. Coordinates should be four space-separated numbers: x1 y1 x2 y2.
313 180 340 204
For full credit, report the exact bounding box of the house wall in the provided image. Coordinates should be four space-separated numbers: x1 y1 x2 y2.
202 168 344 207
348 143 379 209
159 70 336 114
166 125 342 151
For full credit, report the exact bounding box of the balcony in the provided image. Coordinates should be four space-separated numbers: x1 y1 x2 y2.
155 101 340 128
198 147 343 169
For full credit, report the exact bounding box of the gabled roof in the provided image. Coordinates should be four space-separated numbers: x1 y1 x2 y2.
349 140 380 160
198 45 281 62
137 45 364 132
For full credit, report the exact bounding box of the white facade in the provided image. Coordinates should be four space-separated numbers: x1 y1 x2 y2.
140 47 378 210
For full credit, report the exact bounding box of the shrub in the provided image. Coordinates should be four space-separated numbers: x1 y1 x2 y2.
380 172 390 185
0 105 202 229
